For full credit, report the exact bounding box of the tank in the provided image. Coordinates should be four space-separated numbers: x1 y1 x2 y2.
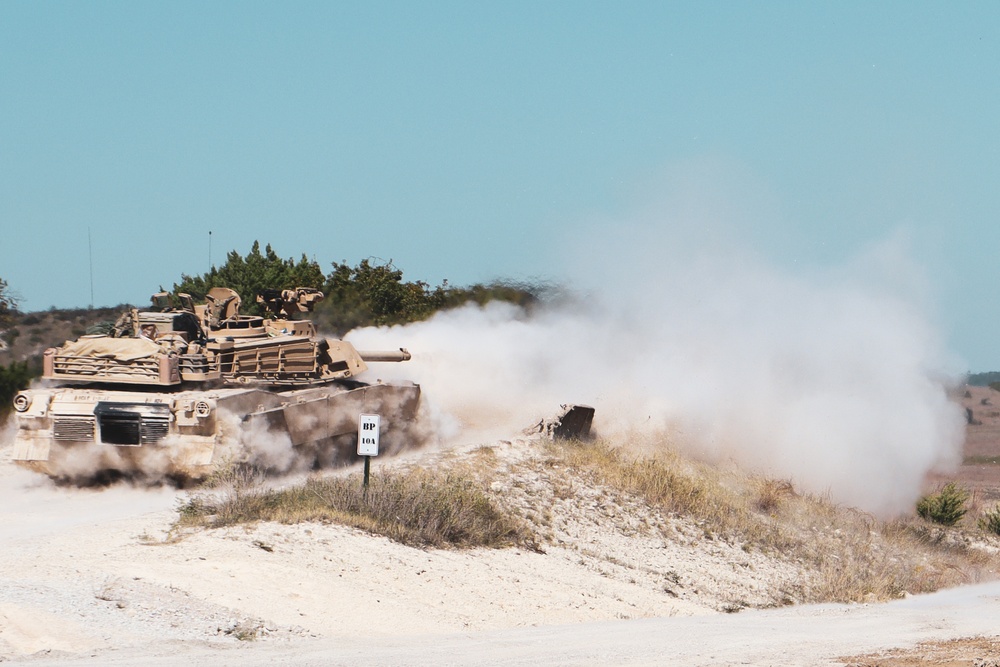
9 287 421 481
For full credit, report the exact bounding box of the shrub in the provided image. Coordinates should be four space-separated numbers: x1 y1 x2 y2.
979 505 1000 536
917 483 969 526
175 465 536 550
755 479 796 514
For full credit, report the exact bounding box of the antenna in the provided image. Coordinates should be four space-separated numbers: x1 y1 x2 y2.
209 230 212 270
88 227 94 308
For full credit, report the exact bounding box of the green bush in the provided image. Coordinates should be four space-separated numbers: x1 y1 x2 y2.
979 505 1000 536
916 483 969 526
173 241 326 317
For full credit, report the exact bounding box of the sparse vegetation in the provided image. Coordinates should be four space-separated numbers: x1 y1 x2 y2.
168 436 1000 612
755 479 796 514
175 464 536 550
917 483 969 526
225 620 266 641
796 514 988 603
547 437 792 549
540 437 996 605
979 504 1000 536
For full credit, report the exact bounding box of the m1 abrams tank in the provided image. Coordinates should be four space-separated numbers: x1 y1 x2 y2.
9 287 420 480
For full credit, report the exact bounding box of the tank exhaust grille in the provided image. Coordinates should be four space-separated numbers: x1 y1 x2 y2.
54 417 96 441
94 402 171 446
141 418 170 442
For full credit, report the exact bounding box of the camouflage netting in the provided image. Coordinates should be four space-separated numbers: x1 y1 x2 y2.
58 337 162 362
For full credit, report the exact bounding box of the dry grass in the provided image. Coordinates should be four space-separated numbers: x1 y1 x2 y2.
792 513 990 603
544 437 1000 604
548 437 796 551
174 435 1000 608
176 463 536 550
755 479 797 514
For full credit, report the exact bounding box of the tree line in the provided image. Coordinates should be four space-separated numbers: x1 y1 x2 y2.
172 241 542 335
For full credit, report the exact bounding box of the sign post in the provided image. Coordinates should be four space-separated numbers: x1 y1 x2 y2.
358 414 380 496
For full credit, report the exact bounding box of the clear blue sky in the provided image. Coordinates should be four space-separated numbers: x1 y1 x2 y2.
2 2 999 368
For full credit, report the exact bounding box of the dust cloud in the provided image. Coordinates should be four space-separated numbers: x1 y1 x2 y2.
0 169 967 515
0 423 178 542
348 203 965 517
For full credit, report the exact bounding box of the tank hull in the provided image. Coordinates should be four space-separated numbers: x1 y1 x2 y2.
11 382 421 480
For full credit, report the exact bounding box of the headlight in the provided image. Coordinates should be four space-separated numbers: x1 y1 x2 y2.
13 393 31 412
194 400 212 418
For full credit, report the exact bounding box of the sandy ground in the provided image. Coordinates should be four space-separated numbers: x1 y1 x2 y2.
2 426 999 666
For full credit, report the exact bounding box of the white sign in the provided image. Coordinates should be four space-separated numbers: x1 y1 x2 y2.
358 414 381 456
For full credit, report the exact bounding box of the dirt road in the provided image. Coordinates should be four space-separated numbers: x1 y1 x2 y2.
6 581 998 666
3 401 1000 667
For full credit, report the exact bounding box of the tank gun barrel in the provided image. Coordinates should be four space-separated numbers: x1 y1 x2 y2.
357 348 412 363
